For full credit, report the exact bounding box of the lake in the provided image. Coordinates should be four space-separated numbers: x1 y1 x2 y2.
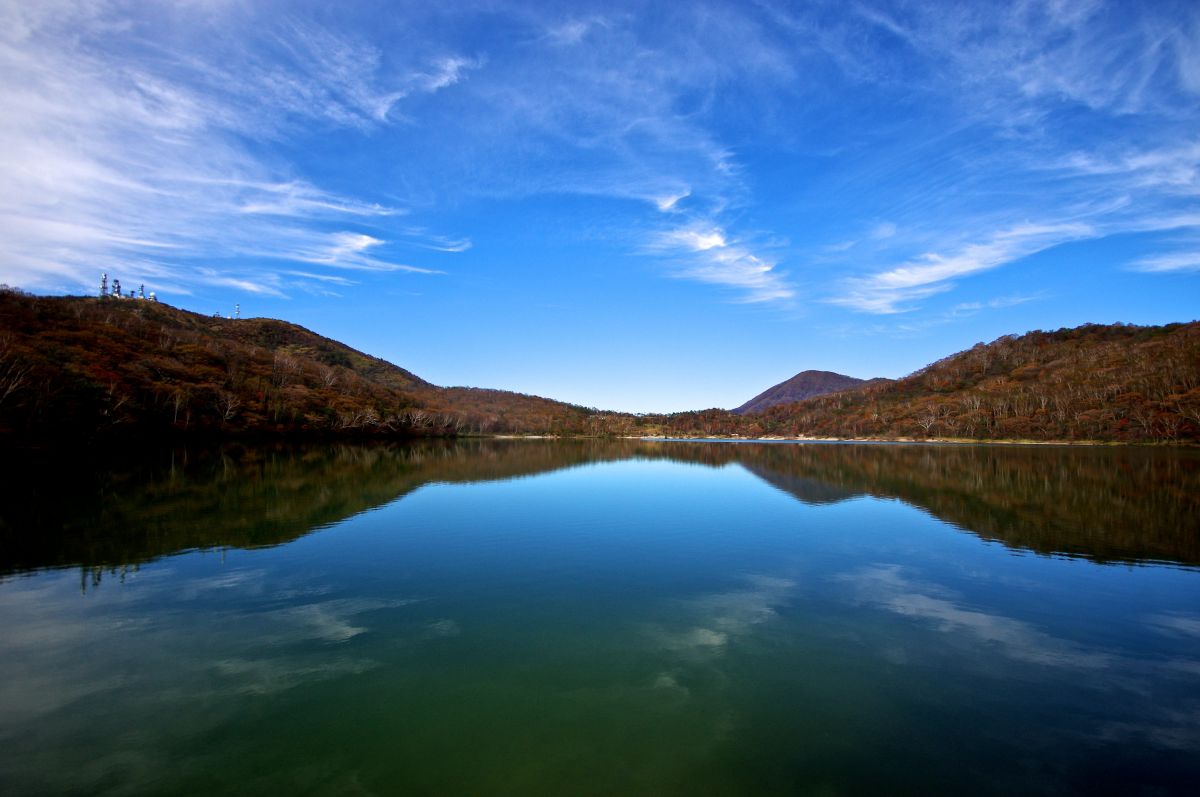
1 440 1198 795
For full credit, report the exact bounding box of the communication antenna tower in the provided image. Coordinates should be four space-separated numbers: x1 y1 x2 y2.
235 303 240 319
139 284 145 300
100 273 108 297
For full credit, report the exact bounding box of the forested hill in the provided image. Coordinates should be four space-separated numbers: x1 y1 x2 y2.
2 290 1197 443
741 322 1200 443
0 290 600 441
734 369 873 414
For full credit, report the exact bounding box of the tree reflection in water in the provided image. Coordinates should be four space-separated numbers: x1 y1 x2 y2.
1 439 1196 583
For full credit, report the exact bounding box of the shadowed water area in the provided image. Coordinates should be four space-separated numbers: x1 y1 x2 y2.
1 440 1198 795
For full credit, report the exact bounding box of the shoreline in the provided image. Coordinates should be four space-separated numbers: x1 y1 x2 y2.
486 434 1194 448
628 435 1195 447
4 432 1194 450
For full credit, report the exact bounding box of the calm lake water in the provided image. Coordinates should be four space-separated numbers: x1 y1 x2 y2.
1 440 1198 795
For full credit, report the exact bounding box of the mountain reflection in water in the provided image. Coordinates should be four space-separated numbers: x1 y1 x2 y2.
2 439 1197 581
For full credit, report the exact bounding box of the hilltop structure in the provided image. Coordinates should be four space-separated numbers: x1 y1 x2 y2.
99 273 156 302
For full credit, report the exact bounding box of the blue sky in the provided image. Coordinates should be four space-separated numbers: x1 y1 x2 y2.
1 0 1197 412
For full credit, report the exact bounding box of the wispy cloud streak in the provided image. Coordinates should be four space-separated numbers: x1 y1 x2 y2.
1130 252 1200 273
652 225 793 303
774 0 1200 314
0 3 466 296
831 223 1091 314
1 0 1196 318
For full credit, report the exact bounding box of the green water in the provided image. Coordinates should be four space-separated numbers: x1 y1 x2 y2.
1 440 1198 795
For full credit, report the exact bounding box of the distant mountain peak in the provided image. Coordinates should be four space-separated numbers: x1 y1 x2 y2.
734 369 868 415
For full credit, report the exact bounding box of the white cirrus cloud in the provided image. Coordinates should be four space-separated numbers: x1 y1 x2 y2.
831 222 1093 314
1130 252 1200 273
652 225 794 303
654 190 691 212
0 3 466 297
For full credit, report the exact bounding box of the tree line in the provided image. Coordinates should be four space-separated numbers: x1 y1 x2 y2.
1 289 1196 444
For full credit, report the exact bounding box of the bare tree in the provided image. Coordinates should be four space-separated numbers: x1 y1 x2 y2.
216 391 241 421
172 390 189 425
0 335 30 408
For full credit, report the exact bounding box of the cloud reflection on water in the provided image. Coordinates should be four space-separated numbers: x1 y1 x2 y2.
837 564 1111 670
651 573 796 658
0 567 434 735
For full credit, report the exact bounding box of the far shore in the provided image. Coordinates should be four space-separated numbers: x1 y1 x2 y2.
636 435 1125 446
487 434 1194 447
642 436 1200 447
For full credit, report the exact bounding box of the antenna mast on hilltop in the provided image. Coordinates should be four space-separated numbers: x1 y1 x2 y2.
98 273 158 301
235 303 240 320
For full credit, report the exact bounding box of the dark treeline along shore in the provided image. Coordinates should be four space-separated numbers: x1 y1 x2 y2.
1 288 1198 444
3 440 1197 584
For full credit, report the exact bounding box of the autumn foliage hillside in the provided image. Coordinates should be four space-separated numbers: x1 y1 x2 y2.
745 323 1200 443
2 290 1197 443
0 291 598 441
